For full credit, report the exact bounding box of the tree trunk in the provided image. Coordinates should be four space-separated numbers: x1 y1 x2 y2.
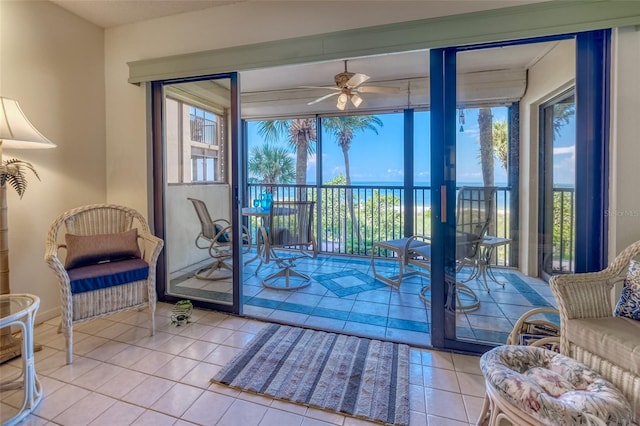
478 108 496 236
342 145 362 248
295 141 307 186
296 140 308 201
478 108 494 187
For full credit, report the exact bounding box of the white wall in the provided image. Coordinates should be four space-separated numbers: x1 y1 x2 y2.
0 1 106 320
518 39 575 276
610 27 640 255
103 1 534 217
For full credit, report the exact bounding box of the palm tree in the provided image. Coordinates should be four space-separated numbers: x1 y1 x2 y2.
477 108 494 187
493 119 508 172
248 143 295 185
257 119 316 186
323 115 383 247
552 102 575 136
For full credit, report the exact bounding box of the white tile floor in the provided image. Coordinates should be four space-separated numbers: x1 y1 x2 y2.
1 302 486 426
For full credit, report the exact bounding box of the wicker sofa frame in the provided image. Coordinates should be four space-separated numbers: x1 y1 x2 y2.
45 204 164 364
550 240 640 421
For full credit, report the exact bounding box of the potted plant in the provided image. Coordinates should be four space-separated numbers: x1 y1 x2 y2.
171 299 193 326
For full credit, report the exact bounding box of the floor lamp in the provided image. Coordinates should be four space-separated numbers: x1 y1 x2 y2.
0 97 56 363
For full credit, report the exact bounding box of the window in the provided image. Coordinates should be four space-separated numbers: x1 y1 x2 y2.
190 107 218 146
166 98 225 183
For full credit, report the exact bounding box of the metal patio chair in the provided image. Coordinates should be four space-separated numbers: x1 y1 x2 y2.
257 200 316 290
188 197 251 280
406 186 497 312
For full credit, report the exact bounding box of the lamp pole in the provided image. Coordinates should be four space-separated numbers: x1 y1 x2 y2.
0 143 23 362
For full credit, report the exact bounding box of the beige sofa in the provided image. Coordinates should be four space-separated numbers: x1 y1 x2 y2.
550 241 640 422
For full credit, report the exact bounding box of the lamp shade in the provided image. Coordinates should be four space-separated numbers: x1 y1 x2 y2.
336 92 348 111
0 97 56 150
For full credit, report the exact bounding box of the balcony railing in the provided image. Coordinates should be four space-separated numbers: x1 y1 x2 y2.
247 183 524 266
245 183 576 272
551 187 575 273
190 115 217 145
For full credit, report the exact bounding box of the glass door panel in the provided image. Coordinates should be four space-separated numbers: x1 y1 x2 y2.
539 91 576 279
160 75 242 312
435 39 576 349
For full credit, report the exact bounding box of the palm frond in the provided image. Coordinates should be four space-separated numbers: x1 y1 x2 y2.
0 158 40 198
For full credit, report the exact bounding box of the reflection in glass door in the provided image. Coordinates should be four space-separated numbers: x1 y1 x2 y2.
154 74 243 313
539 91 576 279
430 37 579 352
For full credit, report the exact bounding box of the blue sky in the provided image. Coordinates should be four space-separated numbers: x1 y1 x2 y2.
247 106 575 186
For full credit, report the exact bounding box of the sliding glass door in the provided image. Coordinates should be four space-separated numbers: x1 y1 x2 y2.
429 30 609 353
152 73 244 314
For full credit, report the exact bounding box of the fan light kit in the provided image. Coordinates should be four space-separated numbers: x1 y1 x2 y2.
305 60 399 110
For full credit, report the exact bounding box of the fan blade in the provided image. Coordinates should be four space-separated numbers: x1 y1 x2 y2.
347 73 370 89
307 92 340 105
357 86 400 94
299 86 341 91
350 93 363 108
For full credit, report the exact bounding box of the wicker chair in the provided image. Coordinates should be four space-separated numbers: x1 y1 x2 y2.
550 240 640 421
45 204 163 364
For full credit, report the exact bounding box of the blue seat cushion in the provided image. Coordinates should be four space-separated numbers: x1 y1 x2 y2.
68 258 149 294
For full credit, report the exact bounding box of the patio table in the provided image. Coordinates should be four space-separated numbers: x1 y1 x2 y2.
370 237 429 287
242 207 268 265
241 206 297 265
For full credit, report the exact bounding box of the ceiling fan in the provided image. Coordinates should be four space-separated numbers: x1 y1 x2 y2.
305 60 399 110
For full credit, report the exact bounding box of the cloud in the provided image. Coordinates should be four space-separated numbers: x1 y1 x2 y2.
553 146 575 156
307 153 317 165
386 168 404 177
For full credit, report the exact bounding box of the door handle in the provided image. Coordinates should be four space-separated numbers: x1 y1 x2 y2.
441 185 447 223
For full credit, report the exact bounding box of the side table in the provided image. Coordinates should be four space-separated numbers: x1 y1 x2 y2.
462 236 511 293
0 293 42 426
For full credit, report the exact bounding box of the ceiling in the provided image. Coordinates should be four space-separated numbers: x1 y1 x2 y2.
50 0 243 28
237 41 562 117
48 0 567 117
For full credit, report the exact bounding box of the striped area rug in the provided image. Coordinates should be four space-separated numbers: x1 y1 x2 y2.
212 324 410 425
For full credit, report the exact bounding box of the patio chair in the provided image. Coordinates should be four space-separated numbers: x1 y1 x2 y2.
406 186 497 311
188 197 251 280
257 200 316 290
45 204 164 364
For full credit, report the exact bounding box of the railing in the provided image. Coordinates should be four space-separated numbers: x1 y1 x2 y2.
190 115 217 145
551 187 575 273
247 183 519 266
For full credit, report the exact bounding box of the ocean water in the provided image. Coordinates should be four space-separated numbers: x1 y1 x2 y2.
252 181 512 210
338 181 512 209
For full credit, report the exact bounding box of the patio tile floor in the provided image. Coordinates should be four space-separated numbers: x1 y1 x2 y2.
172 251 558 348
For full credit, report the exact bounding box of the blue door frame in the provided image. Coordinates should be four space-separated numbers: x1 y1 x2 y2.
430 30 610 354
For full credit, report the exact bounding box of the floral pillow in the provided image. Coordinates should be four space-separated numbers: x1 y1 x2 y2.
614 259 640 320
